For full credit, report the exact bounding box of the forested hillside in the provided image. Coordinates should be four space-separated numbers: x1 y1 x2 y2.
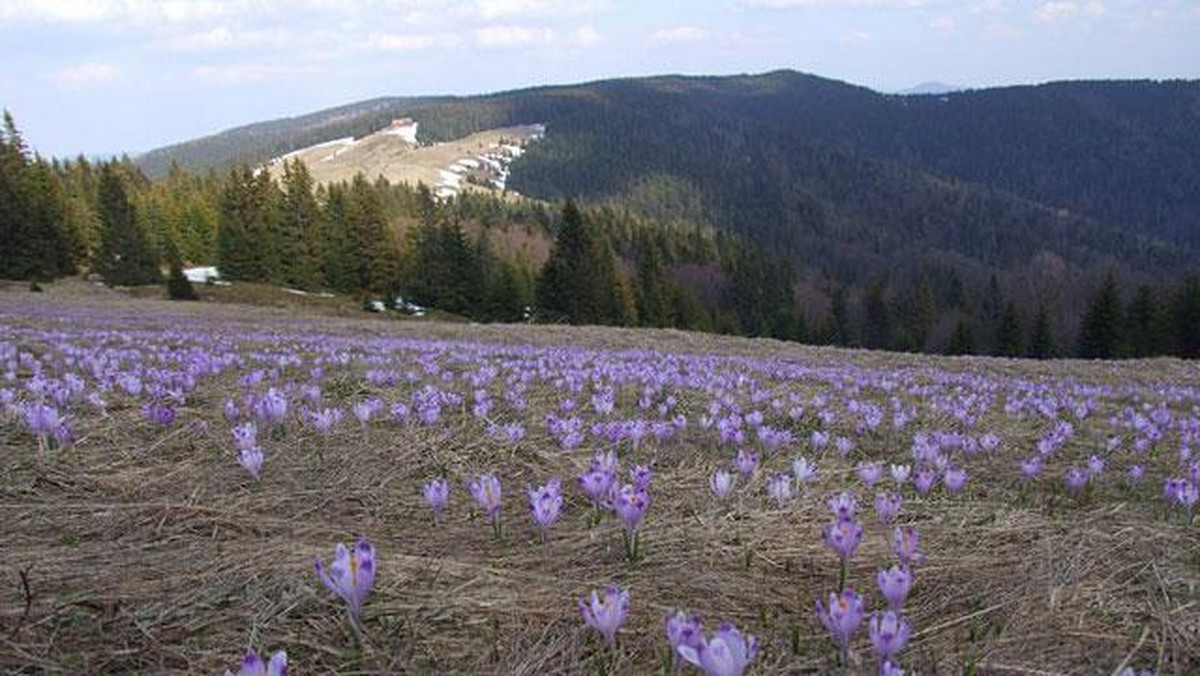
8 69 1200 358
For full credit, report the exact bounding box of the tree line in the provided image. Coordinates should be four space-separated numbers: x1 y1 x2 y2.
3 111 1199 359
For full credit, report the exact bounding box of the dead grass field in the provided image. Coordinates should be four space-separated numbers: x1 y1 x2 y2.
1 281 1197 675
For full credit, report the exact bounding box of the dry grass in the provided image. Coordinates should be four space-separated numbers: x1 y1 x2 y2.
0 282 1198 675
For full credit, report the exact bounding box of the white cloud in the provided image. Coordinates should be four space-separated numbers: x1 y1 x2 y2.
193 63 312 84
742 0 937 8
474 24 554 47
1 0 232 25
929 15 955 30
1033 1 1105 24
652 25 708 44
166 26 290 51
475 0 604 20
567 24 602 47
366 32 463 50
47 62 120 87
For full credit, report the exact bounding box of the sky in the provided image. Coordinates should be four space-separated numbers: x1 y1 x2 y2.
1 0 1197 158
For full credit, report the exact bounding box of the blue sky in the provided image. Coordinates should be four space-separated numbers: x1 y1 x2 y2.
1 0 1197 158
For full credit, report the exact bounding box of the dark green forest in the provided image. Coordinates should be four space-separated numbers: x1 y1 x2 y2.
5 94 1200 358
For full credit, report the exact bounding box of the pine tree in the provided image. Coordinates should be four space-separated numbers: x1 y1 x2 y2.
635 242 671 328
0 111 75 280
947 318 975 355
995 301 1022 357
863 282 892 350
165 244 198 301
1077 273 1123 359
536 201 624 325
217 166 271 282
1171 276 1200 359
1027 303 1056 359
279 159 324 289
1124 285 1163 358
96 163 160 286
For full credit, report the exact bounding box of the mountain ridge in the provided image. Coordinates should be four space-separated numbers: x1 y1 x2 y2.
135 69 1200 286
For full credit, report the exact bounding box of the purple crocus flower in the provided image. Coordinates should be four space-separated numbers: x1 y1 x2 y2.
876 565 912 610
528 479 564 536
828 491 858 520
580 585 630 646
943 467 968 493
892 526 923 566
631 464 654 491
232 422 257 452
666 611 705 664
816 588 865 657
734 449 758 479
613 484 650 533
223 650 287 676
856 462 883 486
875 492 901 524
423 478 450 517
315 538 375 624
913 468 938 495
824 518 864 561
880 661 909 676
836 436 854 456
469 474 503 524
255 388 288 426
792 456 819 484
1019 456 1042 480
238 445 264 480
24 402 61 438
1127 465 1145 485
711 470 736 500
142 403 176 426
1086 454 1105 477
767 474 793 507
578 468 615 508
1064 466 1089 493
676 622 759 676
309 407 343 436
869 611 911 660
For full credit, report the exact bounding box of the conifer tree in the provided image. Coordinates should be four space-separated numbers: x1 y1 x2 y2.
863 282 892 350
96 163 160 286
947 317 975 355
1077 273 1123 359
1171 276 1200 359
537 201 624 325
1124 285 1164 358
1027 303 1056 359
0 111 75 280
279 159 324 289
995 301 1022 357
217 166 274 282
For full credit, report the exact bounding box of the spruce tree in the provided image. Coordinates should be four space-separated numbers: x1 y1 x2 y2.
995 301 1022 357
279 160 324 289
1124 285 1163 358
536 201 624 325
96 163 160 286
863 282 892 350
947 318 975 355
1077 273 1123 359
0 111 75 280
1027 303 1056 359
1171 276 1200 359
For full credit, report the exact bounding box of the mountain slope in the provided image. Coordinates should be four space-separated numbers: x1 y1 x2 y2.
135 70 1200 282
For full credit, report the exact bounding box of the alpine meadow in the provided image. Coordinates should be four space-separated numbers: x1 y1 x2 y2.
1 2 1198 675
